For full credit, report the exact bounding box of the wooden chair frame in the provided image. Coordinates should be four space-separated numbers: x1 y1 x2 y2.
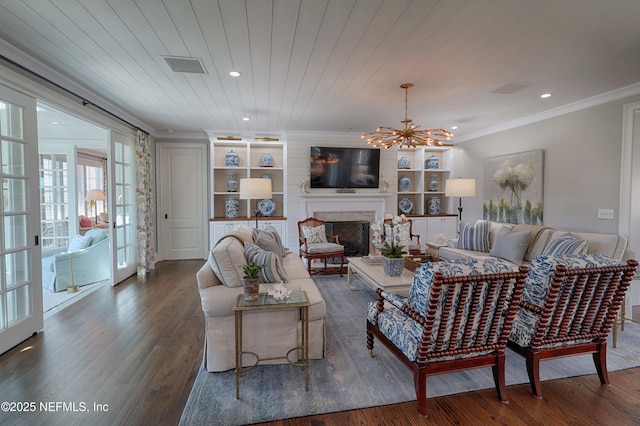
507 259 637 398
297 217 344 276
367 266 528 417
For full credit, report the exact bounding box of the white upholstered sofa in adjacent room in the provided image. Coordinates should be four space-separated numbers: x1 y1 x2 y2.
196 224 326 372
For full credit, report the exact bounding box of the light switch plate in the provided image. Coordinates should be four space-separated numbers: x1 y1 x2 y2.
597 209 614 219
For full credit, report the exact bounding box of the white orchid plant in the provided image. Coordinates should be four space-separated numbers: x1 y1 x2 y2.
371 214 408 250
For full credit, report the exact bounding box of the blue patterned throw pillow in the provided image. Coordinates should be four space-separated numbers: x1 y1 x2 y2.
456 220 490 252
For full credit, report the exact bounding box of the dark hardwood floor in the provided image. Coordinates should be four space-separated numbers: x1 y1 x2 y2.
1 260 638 425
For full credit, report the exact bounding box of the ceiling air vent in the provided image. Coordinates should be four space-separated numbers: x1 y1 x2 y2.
162 56 207 74
490 82 532 94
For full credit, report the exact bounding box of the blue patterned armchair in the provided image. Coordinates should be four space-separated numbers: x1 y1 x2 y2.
507 254 638 398
367 258 528 417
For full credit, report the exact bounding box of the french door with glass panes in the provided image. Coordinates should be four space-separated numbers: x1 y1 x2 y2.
109 131 136 284
0 84 42 355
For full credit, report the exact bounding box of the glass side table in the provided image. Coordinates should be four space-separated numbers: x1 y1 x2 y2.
233 290 310 399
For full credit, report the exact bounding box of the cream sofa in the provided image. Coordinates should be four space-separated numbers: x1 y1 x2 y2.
440 220 631 267
196 224 326 372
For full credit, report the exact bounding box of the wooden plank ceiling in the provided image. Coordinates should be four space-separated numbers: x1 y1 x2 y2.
0 0 639 140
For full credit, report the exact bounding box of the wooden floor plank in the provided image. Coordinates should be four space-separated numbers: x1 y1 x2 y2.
0 259 638 425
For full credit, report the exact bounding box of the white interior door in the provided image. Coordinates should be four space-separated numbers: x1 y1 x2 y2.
0 84 42 355
109 131 136 284
158 143 207 260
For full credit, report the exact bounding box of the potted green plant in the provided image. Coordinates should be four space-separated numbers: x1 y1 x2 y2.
380 240 406 276
242 262 264 301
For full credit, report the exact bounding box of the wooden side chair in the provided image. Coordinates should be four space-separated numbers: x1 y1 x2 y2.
382 217 421 254
508 255 638 398
297 217 345 276
367 258 528 416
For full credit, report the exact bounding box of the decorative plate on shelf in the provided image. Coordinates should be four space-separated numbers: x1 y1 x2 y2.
257 198 276 216
398 197 413 214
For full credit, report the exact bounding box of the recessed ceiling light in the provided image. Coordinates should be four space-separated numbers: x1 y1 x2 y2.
229 71 241 77
540 93 553 99
451 126 458 130
165 129 174 133
51 121 59 125
242 117 250 121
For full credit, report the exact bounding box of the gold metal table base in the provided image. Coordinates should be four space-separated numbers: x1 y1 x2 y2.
233 291 310 399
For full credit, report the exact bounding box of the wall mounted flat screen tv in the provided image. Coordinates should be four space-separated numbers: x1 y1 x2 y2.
310 146 380 189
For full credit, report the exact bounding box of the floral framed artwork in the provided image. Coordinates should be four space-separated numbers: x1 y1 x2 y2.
483 150 544 225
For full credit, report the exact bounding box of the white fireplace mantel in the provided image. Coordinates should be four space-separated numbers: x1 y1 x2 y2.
299 193 390 221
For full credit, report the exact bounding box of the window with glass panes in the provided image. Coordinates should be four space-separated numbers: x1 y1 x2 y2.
39 153 69 249
77 156 105 218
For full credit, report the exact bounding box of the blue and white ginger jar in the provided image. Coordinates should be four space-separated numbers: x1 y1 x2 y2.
428 174 438 192
426 154 439 169
225 198 239 218
399 175 411 192
227 172 238 192
428 197 441 214
398 156 411 169
260 153 274 167
225 149 239 167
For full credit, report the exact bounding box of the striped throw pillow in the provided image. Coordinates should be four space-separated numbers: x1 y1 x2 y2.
542 234 589 256
456 220 490 252
243 242 289 283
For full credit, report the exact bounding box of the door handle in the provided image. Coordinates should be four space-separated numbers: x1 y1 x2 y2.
165 214 168 219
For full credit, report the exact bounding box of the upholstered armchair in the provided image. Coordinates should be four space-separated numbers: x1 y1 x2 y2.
41 229 110 292
367 258 528 416
297 217 345 276
508 254 638 398
382 217 421 254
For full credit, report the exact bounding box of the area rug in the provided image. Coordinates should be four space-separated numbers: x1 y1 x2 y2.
180 274 640 426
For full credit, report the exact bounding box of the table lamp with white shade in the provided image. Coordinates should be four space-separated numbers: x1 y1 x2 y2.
239 178 272 228
445 178 476 222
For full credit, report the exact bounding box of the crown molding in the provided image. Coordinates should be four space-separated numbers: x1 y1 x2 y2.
455 82 640 143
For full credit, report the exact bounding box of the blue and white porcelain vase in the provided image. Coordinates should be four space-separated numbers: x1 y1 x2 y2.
426 154 439 169
382 256 405 277
428 197 441 214
225 149 239 167
226 172 238 192
225 198 239 218
428 174 438 192
398 156 411 169
262 173 271 180
260 153 274 167
399 175 411 192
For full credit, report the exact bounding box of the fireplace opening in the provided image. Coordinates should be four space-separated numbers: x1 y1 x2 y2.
324 221 370 261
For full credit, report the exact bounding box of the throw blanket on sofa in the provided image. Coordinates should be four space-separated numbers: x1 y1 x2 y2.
512 224 552 258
